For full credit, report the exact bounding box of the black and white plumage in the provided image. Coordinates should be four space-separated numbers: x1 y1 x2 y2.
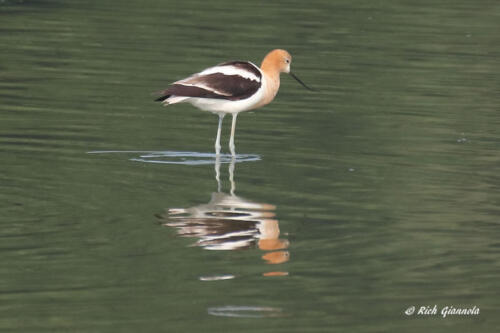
155 61 264 112
154 49 310 155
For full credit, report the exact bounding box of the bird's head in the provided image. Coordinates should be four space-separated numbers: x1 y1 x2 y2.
262 49 292 74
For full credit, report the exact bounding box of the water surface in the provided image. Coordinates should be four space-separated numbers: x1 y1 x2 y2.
1 0 499 332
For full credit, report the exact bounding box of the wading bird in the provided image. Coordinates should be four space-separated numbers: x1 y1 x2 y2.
155 49 312 156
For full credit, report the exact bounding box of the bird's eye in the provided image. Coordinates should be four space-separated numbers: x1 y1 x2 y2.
285 59 290 64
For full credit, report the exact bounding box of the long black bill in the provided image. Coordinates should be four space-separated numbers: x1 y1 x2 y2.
290 72 315 91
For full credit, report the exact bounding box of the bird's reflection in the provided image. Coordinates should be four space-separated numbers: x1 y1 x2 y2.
157 155 289 274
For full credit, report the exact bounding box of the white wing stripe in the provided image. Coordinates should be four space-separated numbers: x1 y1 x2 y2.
196 64 261 82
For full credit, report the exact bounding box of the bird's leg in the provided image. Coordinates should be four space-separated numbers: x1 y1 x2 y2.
229 155 236 196
215 153 221 192
229 113 238 156
215 114 224 155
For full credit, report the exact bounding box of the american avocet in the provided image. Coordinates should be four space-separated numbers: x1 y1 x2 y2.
155 49 312 156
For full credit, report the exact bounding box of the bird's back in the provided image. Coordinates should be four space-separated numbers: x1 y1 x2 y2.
155 61 263 105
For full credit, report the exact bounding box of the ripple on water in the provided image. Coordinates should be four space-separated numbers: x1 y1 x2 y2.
87 150 261 165
207 306 284 318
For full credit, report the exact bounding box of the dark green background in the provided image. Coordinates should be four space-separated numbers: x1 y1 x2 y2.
1 0 499 331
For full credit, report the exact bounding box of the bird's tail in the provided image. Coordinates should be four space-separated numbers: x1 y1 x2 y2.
154 92 189 105
155 94 170 102
154 85 192 105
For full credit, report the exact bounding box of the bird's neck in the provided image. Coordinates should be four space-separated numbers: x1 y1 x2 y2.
264 71 280 95
257 58 282 108
254 71 280 108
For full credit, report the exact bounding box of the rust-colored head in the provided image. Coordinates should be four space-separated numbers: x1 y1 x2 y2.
260 49 292 74
260 49 314 91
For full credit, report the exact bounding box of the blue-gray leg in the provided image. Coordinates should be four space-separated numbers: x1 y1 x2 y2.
215 114 224 155
229 113 238 156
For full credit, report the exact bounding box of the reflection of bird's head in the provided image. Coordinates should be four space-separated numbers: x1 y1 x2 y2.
262 251 290 265
258 238 290 251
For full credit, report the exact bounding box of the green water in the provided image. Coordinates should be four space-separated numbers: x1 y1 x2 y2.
1 0 499 332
